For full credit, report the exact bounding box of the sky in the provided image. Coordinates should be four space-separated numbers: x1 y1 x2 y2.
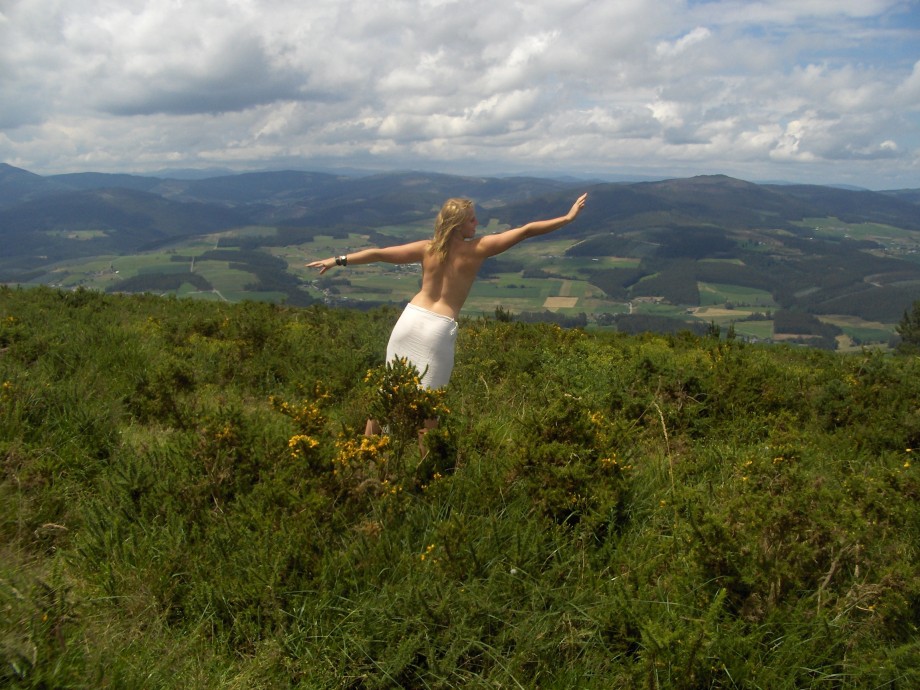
1 0 919 190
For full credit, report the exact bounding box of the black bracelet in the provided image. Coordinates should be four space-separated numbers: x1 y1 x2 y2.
335 255 348 266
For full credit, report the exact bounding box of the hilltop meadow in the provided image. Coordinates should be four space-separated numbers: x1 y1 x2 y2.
2 286 919 688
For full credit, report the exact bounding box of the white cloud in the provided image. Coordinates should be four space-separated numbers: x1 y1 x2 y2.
656 27 712 58
0 0 918 188
896 59 920 108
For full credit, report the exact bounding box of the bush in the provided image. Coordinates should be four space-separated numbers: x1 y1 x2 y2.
2 286 919 687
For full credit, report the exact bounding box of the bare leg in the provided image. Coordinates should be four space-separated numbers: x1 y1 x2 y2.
417 418 438 459
366 418 435 458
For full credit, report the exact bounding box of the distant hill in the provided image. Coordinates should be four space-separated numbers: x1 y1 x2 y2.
0 186 247 263
883 188 920 205
4 165 581 226
48 171 167 194
501 174 920 236
1 163 918 345
0 163 69 204
4 164 917 233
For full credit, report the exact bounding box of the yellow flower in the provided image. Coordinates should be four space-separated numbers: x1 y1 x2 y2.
289 434 314 448
289 434 320 458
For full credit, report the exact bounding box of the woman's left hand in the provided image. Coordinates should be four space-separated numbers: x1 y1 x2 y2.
567 193 588 221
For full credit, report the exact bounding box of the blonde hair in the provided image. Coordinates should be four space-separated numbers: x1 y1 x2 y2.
428 198 474 261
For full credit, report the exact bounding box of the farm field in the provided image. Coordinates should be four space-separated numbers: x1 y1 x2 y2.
3 166 919 352
18 211 917 349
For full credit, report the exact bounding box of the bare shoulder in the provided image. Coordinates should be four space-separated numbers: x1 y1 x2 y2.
403 238 431 253
451 236 490 261
378 239 430 263
468 226 529 258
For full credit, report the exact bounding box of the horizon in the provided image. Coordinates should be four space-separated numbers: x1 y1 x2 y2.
4 160 915 193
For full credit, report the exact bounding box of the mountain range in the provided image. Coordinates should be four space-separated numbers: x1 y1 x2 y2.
3 163 918 251
1 162 919 346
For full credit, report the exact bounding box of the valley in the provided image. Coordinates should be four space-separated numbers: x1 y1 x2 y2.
2 164 919 349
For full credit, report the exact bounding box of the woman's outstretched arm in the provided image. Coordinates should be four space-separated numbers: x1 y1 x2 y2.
308 239 429 274
474 193 587 258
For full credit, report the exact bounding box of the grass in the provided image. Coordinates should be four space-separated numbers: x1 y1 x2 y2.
2 286 919 687
798 217 919 242
697 283 776 308
819 315 896 346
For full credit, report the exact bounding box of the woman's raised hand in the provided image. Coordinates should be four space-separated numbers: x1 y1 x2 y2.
567 193 588 221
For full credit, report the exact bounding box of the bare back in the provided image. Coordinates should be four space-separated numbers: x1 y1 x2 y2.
410 237 486 319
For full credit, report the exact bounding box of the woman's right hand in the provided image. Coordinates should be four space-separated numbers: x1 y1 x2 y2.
307 259 333 274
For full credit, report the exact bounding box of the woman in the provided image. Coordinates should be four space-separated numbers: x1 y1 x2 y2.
308 192 588 435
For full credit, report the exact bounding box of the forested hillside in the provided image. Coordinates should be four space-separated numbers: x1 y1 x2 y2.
2 286 919 687
2 164 919 350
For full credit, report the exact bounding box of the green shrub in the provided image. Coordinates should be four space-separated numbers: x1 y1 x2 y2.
1 286 919 687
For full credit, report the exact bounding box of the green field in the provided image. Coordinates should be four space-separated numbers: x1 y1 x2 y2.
46 229 109 240
819 315 897 349
796 217 920 261
798 217 919 242
698 282 776 308
22 218 909 348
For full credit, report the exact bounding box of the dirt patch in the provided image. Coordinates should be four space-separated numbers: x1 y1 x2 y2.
692 307 754 318
544 297 578 310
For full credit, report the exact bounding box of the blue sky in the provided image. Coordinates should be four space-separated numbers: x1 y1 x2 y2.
1 0 918 189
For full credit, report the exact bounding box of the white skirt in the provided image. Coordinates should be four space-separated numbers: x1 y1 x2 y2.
386 303 458 389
